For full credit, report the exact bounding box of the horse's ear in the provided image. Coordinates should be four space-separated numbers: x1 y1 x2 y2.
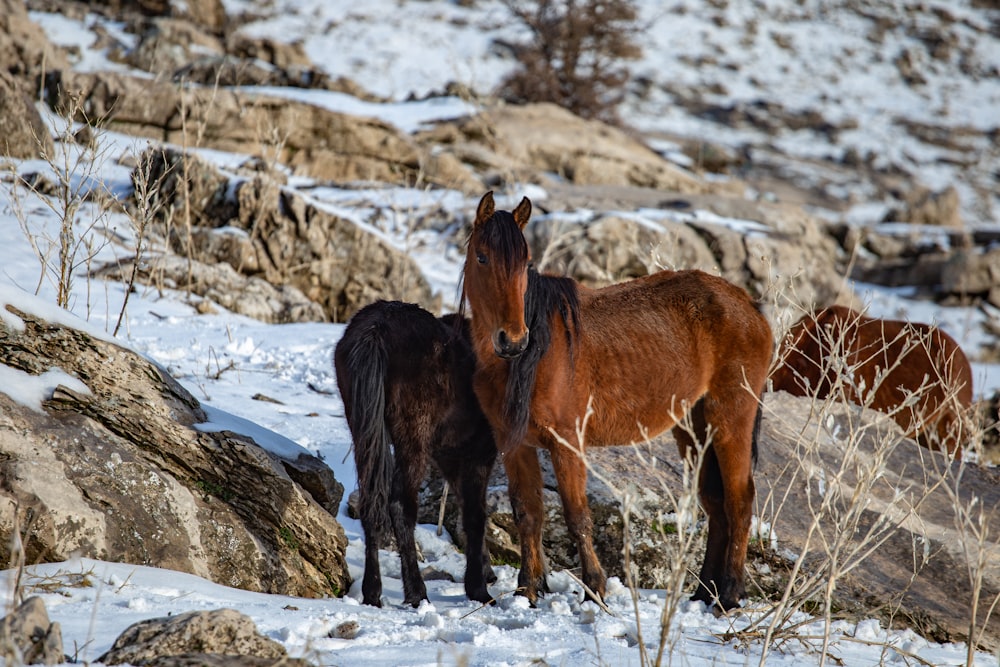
512 197 532 230
475 191 495 227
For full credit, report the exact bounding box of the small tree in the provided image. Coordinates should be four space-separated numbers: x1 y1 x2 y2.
496 0 641 125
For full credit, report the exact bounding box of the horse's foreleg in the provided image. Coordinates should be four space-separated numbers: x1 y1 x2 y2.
503 444 548 604
391 457 428 607
457 460 496 604
548 439 605 602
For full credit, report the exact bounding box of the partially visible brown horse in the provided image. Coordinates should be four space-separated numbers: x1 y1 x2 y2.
461 192 773 611
771 305 974 456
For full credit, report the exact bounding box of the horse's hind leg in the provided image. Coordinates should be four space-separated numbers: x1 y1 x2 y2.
674 400 723 605
703 395 758 610
503 444 549 604
548 437 605 602
675 397 755 611
361 519 384 607
390 448 429 607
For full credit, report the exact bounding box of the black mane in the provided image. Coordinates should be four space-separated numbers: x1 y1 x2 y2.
480 210 529 273
502 268 579 450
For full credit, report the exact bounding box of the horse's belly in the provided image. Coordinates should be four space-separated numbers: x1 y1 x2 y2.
586 392 697 447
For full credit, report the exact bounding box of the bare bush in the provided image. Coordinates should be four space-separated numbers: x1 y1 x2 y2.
495 0 642 125
9 98 115 315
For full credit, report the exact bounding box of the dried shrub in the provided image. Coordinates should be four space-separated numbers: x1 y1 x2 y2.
495 0 642 125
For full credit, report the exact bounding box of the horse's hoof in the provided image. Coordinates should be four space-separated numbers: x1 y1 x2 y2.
515 587 540 607
466 584 494 606
471 592 495 606
362 596 383 608
711 600 742 618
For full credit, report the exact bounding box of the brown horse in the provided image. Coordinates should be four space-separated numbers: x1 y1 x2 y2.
461 192 773 611
334 300 497 607
771 304 974 457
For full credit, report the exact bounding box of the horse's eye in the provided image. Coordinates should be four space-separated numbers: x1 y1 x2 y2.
477 253 487 265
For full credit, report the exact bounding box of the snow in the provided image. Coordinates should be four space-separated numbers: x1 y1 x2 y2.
2 1 1000 665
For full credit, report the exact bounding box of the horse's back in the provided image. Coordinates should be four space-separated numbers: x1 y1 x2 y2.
579 269 771 369
550 269 771 446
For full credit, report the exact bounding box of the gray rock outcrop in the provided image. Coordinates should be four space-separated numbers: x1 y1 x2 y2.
123 147 439 321
0 300 350 598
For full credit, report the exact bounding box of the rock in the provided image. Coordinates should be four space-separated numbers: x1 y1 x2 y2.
0 597 64 665
418 103 706 194
522 183 844 308
127 147 438 321
0 300 350 598
123 18 225 75
0 70 53 159
836 223 1000 301
941 248 1000 306
43 70 477 191
97 609 308 666
0 0 69 79
225 33 312 71
92 254 329 324
525 213 716 287
138 655 312 667
885 185 963 228
100 0 227 34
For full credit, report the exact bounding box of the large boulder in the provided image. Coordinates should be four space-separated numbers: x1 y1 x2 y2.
884 185 963 229
418 102 708 194
93 254 329 324
829 222 1000 307
0 0 68 79
0 70 53 160
0 296 350 598
125 147 439 321
522 184 845 308
121 17 225 75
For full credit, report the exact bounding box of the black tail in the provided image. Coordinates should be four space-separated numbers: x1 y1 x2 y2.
752 404 762 468
336 325 394 547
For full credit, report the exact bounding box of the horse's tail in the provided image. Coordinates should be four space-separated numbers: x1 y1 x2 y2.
338 326 394 547
751 403 762 468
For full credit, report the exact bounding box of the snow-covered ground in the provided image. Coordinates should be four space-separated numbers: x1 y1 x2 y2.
3 0 1000 665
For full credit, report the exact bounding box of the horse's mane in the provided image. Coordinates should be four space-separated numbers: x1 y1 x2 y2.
502 268 579 450
479 210 529 272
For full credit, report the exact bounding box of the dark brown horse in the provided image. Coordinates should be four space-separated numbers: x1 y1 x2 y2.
334 300 497 607
771 304 974 457
461 192 773 611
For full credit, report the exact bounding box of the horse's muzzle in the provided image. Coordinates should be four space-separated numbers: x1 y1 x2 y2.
493 328 529 359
